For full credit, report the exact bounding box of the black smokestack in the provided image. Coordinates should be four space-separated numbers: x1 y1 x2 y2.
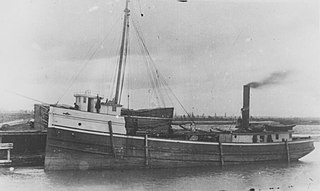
247 71 290 89
241 85 250 130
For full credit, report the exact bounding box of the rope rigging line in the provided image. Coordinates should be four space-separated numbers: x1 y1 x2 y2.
135 34 161 107
137 34 163 107
130 19 163 91
6 90 49 106
104 25 122 100
131 18 167 107
157 71 196 126
55 17 120 104
130 16 195 125
130 18 161 106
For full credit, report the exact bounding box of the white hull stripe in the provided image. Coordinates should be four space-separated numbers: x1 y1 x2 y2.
51 124 144 140
51 125 313 146
53 113 125 125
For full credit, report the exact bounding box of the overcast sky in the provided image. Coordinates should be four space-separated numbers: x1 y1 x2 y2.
0 0 319 117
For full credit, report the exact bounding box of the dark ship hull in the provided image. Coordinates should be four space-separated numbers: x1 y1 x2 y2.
44 84 315 170
45 125 314 170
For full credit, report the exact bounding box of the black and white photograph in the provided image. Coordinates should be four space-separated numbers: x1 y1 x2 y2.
0 0 319 190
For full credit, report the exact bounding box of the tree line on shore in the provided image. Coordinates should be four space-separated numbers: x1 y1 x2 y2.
173 113 320 125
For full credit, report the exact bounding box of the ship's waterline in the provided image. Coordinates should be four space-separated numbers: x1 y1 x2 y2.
1 140 320 191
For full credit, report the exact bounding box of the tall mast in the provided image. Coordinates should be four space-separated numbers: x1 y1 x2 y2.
114 0 130 105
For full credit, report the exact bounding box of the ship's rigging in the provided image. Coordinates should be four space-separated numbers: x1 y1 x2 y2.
54 0 194 124
112 0 171 108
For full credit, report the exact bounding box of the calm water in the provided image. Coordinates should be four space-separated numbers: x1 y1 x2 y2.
1 125 320 191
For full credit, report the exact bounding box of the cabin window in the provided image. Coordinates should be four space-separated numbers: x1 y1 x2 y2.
276 134 279 140
267 135 273 142
83 98 86 103
289 133 292 138
252 135 257 143
260 135 264 142
234 135 237 138
112 106 116 112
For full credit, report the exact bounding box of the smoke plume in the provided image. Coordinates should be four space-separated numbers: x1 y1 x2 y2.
247 71 291 89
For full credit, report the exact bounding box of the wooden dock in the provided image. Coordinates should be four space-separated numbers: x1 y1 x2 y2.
0 143 13 165
0 130 46 166
0 104 48 166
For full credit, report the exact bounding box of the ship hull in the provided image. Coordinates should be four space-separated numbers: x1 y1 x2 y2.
44 126 314 170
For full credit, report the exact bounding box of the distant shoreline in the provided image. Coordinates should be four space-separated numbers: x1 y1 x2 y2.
174 116 320 125
1 111 319 126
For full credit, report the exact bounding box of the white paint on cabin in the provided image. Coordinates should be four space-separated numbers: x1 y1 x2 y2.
231 134 252 143
48 106 126 134
219 131 293 143
74 91 98 112
100 104 122 115
74 91 122 115
219 134 232 142
273 132 292 142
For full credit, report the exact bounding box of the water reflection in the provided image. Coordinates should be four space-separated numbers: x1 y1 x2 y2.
1 143 320 191
43 160 319 191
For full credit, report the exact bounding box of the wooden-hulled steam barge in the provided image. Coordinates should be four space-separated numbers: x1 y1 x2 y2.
44 0 314 170
44 85 314 170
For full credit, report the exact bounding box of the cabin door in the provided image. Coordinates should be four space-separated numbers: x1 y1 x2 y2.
88 98 93 112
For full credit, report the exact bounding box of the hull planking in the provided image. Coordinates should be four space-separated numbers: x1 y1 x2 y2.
44 114 314 170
